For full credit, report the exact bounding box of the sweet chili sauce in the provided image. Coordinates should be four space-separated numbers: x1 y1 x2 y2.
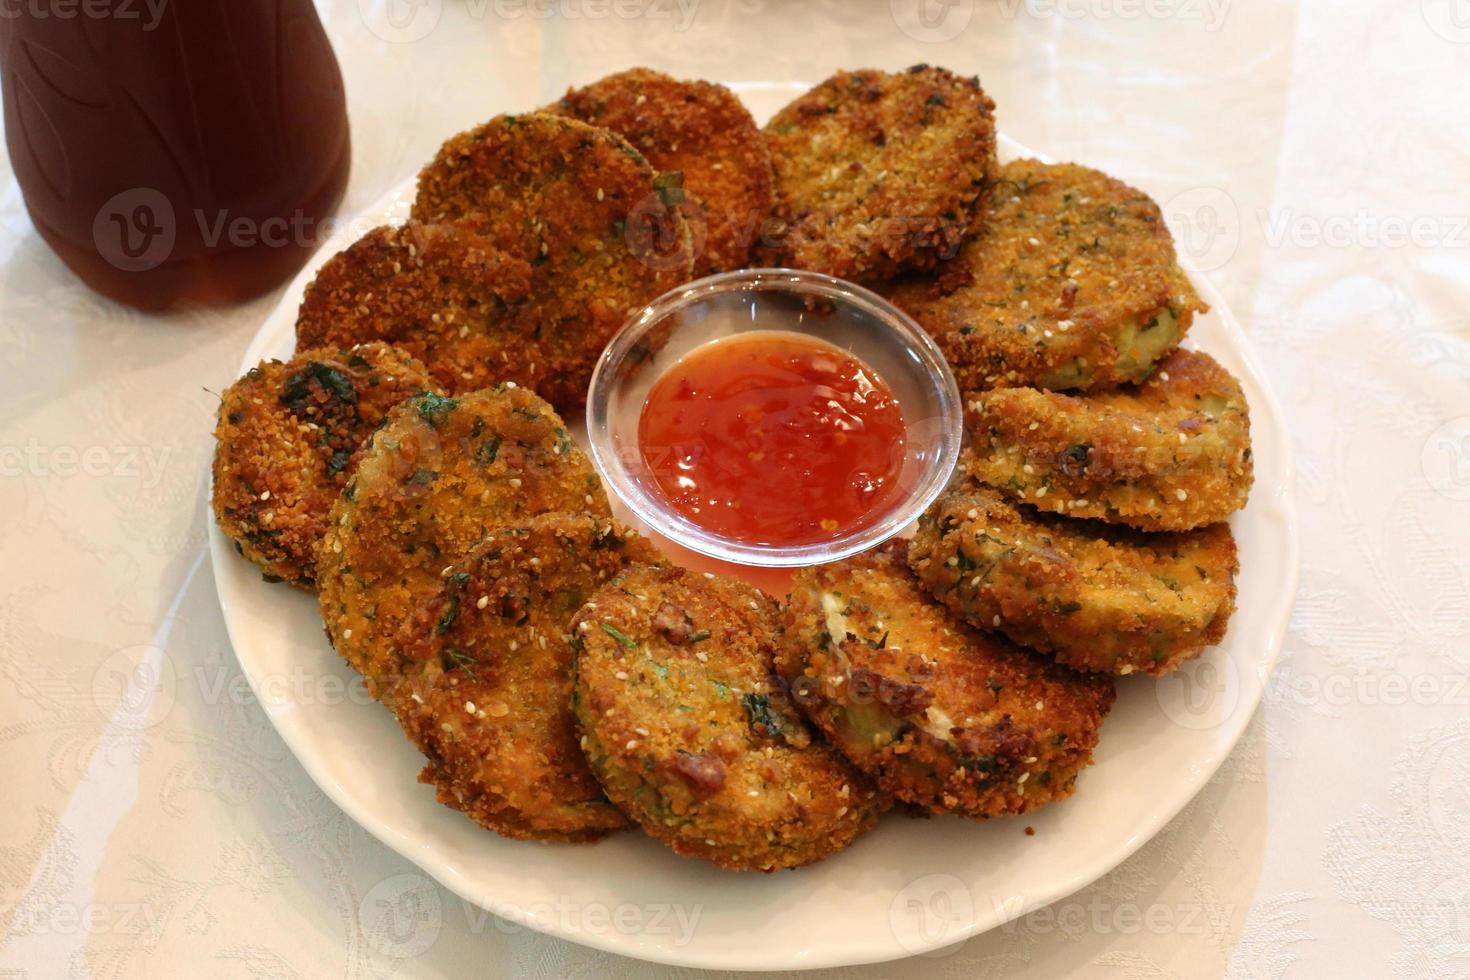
638 331 908 547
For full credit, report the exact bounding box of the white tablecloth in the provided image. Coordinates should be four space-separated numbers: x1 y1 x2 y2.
3 1 1467 976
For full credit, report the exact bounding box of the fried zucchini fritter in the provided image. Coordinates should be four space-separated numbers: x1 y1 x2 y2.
317 386 608 697
295 220 536 397
964 348 1253 531
781 542 1114 818
909 483 1238 676
763 65 996 281
548 69 774 275
572 565 883 871
212 343 437 589
884 159 1205 391
391 513 660 843
412 113 693 409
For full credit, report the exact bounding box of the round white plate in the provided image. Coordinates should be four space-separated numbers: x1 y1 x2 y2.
208 83 1298 971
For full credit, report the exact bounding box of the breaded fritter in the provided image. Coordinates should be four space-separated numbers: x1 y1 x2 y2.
413 113 693 409
317 385 608 697
763 65 996 281
549 69 774 275
572 564 883 871
908 483 1238 676
212 343 437 589
295 220 536 397
391 513 661 843
781 542 1115 818
885 159 1205 391
963 348 1253 531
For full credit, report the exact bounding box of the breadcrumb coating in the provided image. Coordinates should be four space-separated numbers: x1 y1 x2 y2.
963 348 1253 531
212 343 437 589
317 386 608 697
549 69 775 275
295 220 538 397
909 482 1238 676
884 159 1205 391
781 543 1114 818
763 65 996 280
572 564 884 871
391 513 661 843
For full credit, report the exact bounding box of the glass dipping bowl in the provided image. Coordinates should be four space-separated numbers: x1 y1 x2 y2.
586 269 964 568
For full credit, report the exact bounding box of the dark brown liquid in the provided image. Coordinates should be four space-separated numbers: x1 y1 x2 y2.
0 0 350 310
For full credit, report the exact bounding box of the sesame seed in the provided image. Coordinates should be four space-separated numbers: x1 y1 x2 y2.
342 628 353 639
615 670 629 680
966 508 978 520
1176 489 1188 501
625 740 639 750
477 595 489 609
993 615 1001 627
1035 486 1048 498
1120 665 1135 675
464 701 476 713
259 490 270 501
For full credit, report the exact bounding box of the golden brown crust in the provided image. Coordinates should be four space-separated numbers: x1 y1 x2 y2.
762 66 996 280
316 386 608 697
908 483 1239 675
572 564 884 871
963 348 1253 531
884 159 1205 391
211 343 437 589
781 542 1115 818
411 112 693 410
548 69 774 276
390 513 661 843
295 220 537 397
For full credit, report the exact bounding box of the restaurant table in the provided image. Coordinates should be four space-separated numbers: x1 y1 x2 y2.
2 1 1467 977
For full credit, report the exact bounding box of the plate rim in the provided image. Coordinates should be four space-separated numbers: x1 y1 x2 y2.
207 94 1299 971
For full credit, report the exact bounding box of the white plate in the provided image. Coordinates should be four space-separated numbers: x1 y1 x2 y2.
208 83 1298 971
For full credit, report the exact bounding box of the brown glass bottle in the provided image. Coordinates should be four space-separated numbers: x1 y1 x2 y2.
0 0 350 310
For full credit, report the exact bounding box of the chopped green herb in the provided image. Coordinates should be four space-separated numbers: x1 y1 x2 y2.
414 392 457 427
600 623 638 650
435 593 461 635
742 693 781 738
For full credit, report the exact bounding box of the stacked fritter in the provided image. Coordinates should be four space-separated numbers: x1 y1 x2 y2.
211 64 1256 871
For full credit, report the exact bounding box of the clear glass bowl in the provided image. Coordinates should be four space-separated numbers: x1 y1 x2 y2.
585 268 963 568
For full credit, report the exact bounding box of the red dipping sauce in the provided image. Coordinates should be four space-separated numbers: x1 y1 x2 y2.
638 332 908 547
